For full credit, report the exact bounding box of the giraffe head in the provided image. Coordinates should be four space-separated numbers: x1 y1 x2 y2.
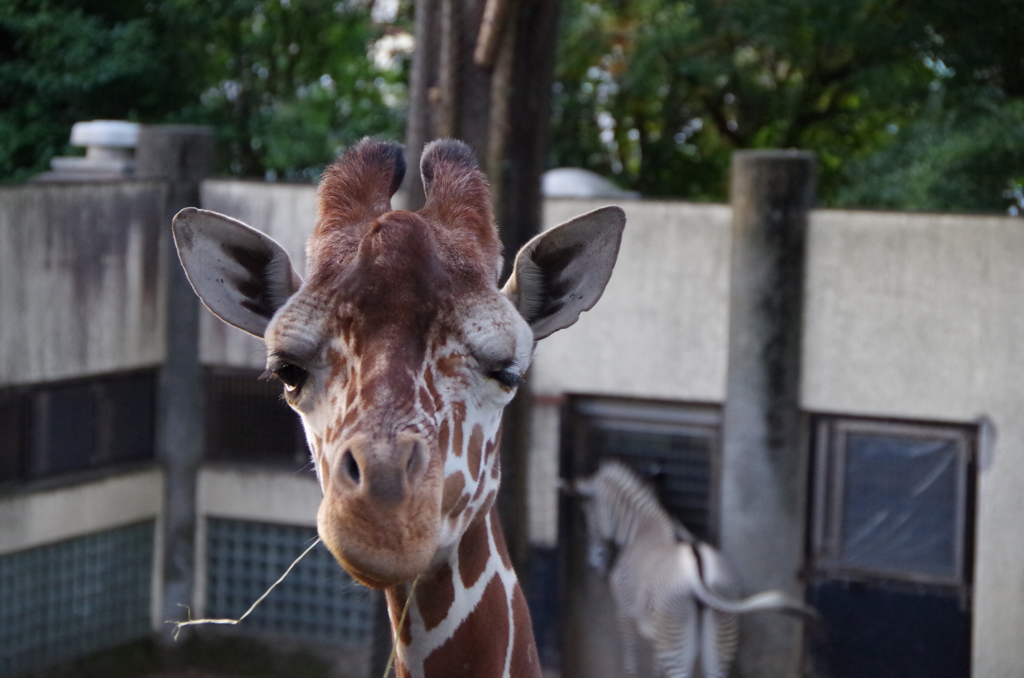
172 139 624 588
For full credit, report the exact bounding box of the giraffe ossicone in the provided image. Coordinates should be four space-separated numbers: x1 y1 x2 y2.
172 138 625 678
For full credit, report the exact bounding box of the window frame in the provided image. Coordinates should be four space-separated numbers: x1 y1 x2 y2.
810 416 976 588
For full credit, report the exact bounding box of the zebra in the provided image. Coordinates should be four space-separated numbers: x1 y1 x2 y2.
572 460 817 678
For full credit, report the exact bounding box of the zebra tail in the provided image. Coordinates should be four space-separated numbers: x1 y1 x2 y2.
686 546 819 620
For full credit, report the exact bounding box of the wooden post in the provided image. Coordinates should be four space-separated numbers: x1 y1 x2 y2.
402 0 440 212
402 0 493 211
492 0 562 574
719 150 816 677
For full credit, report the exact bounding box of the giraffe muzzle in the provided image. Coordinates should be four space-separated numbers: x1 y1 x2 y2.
317 432 443 588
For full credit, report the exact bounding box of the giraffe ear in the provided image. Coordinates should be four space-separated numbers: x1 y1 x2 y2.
172 207 302 338
502 205 625 340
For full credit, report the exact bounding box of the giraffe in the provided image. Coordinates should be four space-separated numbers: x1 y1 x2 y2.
171 138 625 678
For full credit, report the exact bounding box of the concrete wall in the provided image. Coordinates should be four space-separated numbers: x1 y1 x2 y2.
532 199 732 402
0 182 168 386
198 180 317 369
801 209 1024 677
0 468 163 556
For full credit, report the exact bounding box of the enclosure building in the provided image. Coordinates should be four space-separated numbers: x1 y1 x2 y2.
1 129 1022 678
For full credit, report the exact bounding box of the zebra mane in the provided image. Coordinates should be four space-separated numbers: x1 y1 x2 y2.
591 460 676 549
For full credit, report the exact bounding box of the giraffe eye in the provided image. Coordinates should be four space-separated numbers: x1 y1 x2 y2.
487 368 524 389
274 363 308 392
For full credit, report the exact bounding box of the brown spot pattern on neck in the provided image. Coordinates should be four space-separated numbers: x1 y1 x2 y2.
457 512 490 589
423 574 508 678
467 424 484 480
416 561 456 632
510 583 542 676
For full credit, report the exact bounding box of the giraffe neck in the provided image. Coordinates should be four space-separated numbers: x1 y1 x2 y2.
386 506 541 678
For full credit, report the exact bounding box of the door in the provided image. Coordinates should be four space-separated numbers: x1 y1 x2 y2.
807 417 976 678
560 397 721 678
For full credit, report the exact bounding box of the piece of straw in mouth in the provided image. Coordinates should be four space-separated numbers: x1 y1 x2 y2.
382 577 419 678
168 537 322 639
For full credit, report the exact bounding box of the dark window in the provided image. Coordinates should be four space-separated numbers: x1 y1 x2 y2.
101 375 157 464
563 398 720 541
35 383 95 476
0 393 30 481
205 369 307 466
810 418 974 586
0 371 156 484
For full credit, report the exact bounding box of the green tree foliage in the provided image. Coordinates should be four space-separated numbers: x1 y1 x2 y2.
835 1 1024 213
0 0 407 182
0 0 186 182
177 0 408 179
835 100 1024 214
550 0 1024 213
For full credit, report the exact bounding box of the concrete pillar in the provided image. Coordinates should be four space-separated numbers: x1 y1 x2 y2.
136 126 215 640
719 150 816 677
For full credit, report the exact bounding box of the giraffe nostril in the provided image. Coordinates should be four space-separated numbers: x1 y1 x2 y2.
404 438 427 482
407 445 418 474
342 449 361 485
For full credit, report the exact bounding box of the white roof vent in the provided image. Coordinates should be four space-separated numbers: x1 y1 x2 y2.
69 120 140 149
36 120 141 181
542 167 640 199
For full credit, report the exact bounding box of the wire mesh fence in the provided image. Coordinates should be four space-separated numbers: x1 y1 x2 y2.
0 521 154 676
205 518 378 646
